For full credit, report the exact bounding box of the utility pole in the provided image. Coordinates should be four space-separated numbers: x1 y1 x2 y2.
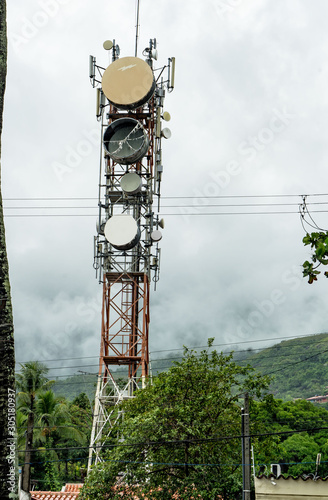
241 392 251 500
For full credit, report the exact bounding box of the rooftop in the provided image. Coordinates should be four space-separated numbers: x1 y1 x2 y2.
30 484 83 500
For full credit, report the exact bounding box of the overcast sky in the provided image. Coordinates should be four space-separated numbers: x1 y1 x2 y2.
3 0 328 379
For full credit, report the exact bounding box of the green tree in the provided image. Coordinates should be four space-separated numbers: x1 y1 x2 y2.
81 340 270 500
16 409 27 451
42 439 62 492
243 333 328 399
16 361 53 492
34 390 86 488
280 433 320 477
251 396 328 477
302 231 328 283
61 393 92 480
0 0 18 497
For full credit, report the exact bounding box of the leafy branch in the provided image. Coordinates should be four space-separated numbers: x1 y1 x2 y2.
302 231 328 283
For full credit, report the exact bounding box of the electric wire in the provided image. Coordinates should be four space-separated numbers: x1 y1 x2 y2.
300 197 327 232
14 356 328 384
15 427 328 454
15 331 328 364
14 332 328 387
15 337 328 370
4 202 328 210
15 339 328 379
3 193 328 200
13 350 327 378
3 193 328 217
4 210 328 218
16 426 328 456
18 455 328 469
16 417 328 431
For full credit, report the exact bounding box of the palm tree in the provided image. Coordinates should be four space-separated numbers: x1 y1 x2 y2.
16 361 53 493
16 409 27 451
0 1 17 498
35 390 78 442
34 390 86 487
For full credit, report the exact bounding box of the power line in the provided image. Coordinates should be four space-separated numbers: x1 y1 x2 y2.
15 331 328 364
4 202 328 210
14 335 328 381
260 347 328 377
3 193 328 201
5 201 328 210
16 417 328 431
4 210 328 218
151 332 328 352
14 342 328 375
15 355 99 364
16 425 328 455
15 337 328 372
14 330 328 387
19 455 328 469
3 192 328 218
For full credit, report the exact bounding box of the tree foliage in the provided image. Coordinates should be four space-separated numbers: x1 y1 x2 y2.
302 231 328 283
17 363 91 488
243 333 328 400
251 395 328 477
81 340 270 500
16 361 52 492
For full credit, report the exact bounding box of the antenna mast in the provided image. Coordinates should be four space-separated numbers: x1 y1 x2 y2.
135 0 140 57
88 29 175 470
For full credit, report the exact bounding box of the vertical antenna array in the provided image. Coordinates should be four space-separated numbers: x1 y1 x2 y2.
88 34 175 470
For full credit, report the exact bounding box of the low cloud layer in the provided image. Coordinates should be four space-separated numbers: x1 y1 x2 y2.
3 0 328 376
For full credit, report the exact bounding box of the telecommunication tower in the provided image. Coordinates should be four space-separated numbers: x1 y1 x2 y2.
87 36 175 469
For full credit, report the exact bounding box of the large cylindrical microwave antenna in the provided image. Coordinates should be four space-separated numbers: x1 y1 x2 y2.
101 56 155 109
104 214 141 251
103 117 149 164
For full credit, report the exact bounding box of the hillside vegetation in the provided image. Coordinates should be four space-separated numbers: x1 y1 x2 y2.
51 333 328 403
242 333 328 401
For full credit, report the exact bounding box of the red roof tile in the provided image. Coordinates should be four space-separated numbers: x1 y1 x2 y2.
30 494 80 500
63 485 83 493
30 485 83 500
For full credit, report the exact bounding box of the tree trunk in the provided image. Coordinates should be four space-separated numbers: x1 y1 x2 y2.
0 0 18 498
21 407 34 492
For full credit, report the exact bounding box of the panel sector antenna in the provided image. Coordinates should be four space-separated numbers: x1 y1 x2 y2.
88 38 175 471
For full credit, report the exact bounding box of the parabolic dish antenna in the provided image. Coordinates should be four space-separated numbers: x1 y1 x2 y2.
104 214 141 251
162 127 172 139
151 230 162 242
103 40 113 50
103 117 149 164
101 56 155 109
120 173 142 195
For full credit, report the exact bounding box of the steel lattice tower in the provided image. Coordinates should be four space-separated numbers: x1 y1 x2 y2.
87 38 175 470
